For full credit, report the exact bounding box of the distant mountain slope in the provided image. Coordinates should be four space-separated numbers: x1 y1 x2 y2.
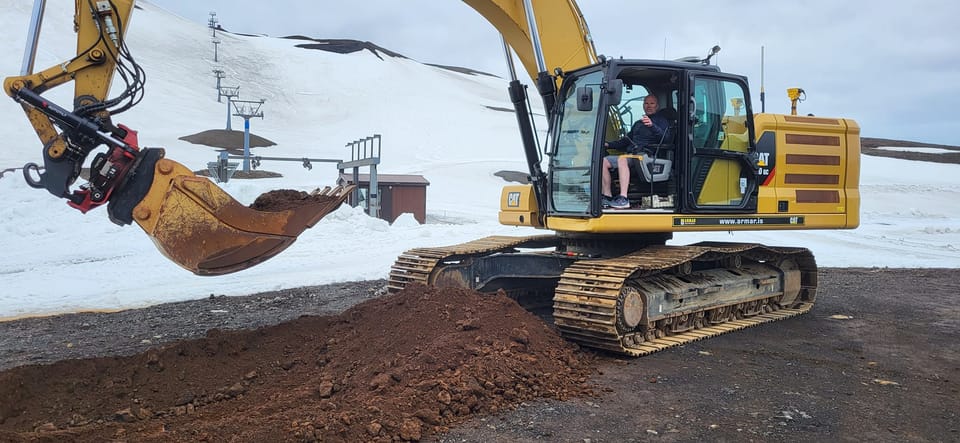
861 137 960 165
280 36 498 77
282 36 408 59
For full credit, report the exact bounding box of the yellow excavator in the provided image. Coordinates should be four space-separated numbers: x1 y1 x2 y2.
6 0 859 356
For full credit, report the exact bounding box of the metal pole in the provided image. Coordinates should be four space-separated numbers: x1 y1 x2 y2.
346 142 358 205
214 71 223 102
219 150 230 183
352 166 361 208
500 36 518 82
20 0 47 75
242 118 251 172
521 0 557 125
226 95 233 130
369 163 379 219
521 0 547 74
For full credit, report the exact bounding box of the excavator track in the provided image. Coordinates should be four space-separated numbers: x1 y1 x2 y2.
390 238 817 357
388 234 558 293
552 243 817 356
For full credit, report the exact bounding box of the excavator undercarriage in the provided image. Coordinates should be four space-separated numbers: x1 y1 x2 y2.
389 236 816 356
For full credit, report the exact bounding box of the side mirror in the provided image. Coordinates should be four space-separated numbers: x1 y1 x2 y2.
606 79 623 105
577 86 594 111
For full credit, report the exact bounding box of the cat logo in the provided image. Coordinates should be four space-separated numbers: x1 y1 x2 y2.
757 152 771 167
507 192 521 207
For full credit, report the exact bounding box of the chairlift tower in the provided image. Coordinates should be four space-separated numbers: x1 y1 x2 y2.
208 12 219 37
231 99 265 172
212 69 225 102
212 38 221 62
218 85 240 130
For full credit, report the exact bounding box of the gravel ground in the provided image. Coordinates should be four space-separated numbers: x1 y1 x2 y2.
0 268 958 442
0 280 387 372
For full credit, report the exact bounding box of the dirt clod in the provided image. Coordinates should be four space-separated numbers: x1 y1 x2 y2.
249 189 342 212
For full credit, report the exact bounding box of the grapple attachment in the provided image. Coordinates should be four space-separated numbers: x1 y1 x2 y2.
126 155 354 275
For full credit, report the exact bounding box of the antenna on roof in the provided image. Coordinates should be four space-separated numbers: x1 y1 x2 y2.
760 46 766 113
703 45 721 65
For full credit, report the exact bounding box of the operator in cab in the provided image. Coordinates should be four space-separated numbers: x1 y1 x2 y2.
600 94 670 209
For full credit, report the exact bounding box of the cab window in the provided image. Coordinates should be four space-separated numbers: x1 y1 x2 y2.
550 70 603 213
689 77 755 209
692 78 750 152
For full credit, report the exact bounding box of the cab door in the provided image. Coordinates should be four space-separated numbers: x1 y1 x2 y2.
684 75 758 211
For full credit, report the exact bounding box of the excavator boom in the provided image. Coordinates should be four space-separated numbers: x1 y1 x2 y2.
4 0 352 275
462 0 597 80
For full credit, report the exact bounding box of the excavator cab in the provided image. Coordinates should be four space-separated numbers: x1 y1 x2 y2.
5 0 352 275
544 59 760 218
500 57 770 231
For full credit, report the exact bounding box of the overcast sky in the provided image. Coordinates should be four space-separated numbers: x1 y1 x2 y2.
147 0 960 145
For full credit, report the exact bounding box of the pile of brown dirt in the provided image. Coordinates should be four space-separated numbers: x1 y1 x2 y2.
0 285 595 442
249 189 345 212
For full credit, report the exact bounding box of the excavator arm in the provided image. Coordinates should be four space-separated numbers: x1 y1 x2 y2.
4 0 352 275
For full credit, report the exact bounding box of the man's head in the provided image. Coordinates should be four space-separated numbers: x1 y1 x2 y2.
643 95 659 115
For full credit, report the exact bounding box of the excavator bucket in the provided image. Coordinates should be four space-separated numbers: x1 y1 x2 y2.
127 156 354 276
